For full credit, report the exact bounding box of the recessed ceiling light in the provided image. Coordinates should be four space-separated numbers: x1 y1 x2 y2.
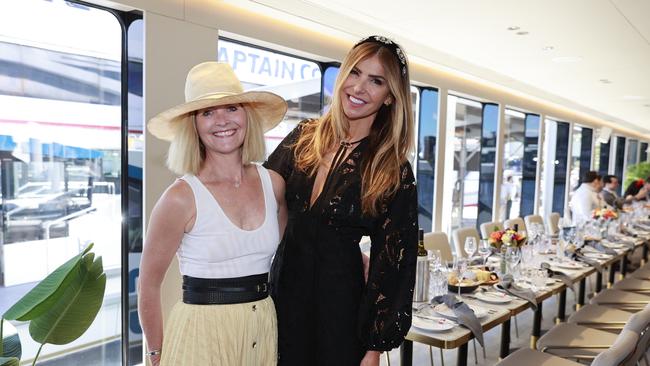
542 46 554 51
644 104 650 108
552 56 583 63
516 31 529 35
620 95 646 101
599 79 612 84
507 26 520 31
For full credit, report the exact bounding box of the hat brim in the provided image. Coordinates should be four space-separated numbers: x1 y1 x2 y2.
147 91 288 141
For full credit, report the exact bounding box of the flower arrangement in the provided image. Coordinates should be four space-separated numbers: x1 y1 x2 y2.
488 227 527 249
592 208 618 221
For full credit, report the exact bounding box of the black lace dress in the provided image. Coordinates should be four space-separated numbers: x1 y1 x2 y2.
264 121 418 366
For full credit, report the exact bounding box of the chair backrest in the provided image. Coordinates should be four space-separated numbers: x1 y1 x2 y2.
452 227 481 258
547 212 561 235
591 329 639 366
621 307 650 365
423 232 453 262
504 217 526 233
480 221 503 239
524 215 544 231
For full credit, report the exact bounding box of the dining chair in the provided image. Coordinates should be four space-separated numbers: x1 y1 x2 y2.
479 221 502 240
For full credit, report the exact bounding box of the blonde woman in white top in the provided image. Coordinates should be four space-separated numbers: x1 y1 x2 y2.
139 62 288 366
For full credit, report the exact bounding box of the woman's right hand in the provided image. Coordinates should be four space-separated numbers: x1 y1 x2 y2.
150 354 161 366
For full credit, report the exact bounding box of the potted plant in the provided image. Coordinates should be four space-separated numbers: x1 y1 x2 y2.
1 243 106 366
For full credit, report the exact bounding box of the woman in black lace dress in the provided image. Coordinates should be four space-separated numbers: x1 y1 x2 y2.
264 36 418 366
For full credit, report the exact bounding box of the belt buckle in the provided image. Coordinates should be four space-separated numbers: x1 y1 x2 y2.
256 283 268 293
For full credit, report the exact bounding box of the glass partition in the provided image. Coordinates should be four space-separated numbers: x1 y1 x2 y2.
614 136 626 195
415 89 439 232
520 114 540 217
0 1 126 363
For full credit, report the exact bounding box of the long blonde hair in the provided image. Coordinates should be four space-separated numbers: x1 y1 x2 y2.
294 40 414 216
166 105 265 175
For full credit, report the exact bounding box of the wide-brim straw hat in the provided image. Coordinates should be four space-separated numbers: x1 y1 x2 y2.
148 62 287 141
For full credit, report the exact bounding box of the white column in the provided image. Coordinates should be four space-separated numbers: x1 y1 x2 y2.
533 114 546 215
432 88 448 232
492 104 506 222
440 92 456 235
563 123 574 218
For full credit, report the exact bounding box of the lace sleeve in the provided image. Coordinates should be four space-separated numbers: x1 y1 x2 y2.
359 162 418 351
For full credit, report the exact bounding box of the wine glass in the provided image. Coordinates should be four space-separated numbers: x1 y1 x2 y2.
464 237 477 261
505 247 521 274
478 239 491 266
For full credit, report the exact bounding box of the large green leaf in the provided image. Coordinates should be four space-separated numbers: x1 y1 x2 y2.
1 320 21 360
3 244 94 321
29 255 106 345
0 357 19 366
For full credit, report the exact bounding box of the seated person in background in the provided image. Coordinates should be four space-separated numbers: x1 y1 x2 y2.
623 177 650 202
600 175 627 209
569 171 603 223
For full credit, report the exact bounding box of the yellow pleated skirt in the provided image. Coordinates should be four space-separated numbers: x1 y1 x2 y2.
160 296 277 366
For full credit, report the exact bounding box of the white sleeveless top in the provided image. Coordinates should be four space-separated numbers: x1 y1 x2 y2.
178 164 280 279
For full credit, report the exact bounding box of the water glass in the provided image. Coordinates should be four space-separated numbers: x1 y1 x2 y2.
478 239 491 266
464 237 477 260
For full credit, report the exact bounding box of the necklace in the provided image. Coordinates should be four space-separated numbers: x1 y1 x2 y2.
339 137 366 148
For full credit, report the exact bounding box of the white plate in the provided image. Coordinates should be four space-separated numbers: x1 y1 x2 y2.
553 261 585 270
582 252 611 260
474 291 512 304
412 315 456 332
433 303 490 319
602 242 626 249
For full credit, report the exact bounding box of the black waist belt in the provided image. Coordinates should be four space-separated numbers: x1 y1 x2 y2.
182 273 269 305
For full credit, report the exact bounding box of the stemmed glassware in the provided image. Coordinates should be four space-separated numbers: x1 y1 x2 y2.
478 239 491 266
464 237 477 261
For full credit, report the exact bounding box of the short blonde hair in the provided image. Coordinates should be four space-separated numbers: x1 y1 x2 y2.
166 105 266 175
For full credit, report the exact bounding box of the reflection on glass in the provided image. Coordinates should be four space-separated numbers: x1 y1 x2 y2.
218 39 323 156
641 142 649 162
597 140 611 176
614 136 626 195
416 89 439 232
627 139 638 167
501 109 525 220
552 122 570 215
0 0 123 363
127 18 144 365
448 96 485 233
479 104 498 226
568 126 583 199
520 114 540 217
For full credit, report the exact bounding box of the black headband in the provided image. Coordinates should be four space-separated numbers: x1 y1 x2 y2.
354 35 408 77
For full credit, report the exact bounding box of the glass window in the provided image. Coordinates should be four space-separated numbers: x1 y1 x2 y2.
627 139 639 167
568 126 583 198
446 96 495 234
596 140 611 176
579 128 593 182
0 1 125 364
217 39 323 156
641 142 649 162
520 114 540 217
500 109 529 220
126 18 144 365
322 65 340 111
479 104 498 226
614 136 626 195
415 89 439 232
552 122 570 215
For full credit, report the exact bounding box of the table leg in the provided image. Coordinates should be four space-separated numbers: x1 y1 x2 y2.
608 262 616 287
556 289 566 323
400 340 413 366
457 343 468 366
621 255 628 279
596 271 603 293
577 278 586 310
643 244 648 264
500 318 511 358
531 302 543 349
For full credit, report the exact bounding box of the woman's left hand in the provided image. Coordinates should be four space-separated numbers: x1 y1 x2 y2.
360 350 380 366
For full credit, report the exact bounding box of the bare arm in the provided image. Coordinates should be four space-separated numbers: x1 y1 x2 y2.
268 169 288 236
138 180 195 364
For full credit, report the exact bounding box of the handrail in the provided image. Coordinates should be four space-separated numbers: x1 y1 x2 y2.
41 206 97 240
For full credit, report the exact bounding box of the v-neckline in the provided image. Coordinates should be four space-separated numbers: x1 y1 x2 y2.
308 140 366 211
194 165 268 232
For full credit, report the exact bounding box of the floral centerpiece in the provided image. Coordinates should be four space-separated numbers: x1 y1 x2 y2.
592 208 618 221
488 228 527 275
488 227 527 250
